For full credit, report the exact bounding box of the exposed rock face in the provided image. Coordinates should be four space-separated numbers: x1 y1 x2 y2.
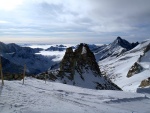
37 43 121 90
127 62 143 77
59 43 101 81
59 47 75 80
139 77 150 88
131 42 139 48
74 44 101 75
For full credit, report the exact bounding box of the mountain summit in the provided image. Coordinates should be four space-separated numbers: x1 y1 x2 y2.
59 43 101 80
94 37 139 60
112 36 138 50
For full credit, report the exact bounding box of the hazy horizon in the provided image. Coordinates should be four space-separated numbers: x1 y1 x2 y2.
0 0 150 44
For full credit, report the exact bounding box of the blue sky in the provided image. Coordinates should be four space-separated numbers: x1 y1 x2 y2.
0 0 150 44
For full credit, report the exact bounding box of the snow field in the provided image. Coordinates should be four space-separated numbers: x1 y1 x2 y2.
0 78 150 113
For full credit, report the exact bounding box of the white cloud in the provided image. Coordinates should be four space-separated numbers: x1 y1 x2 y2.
0 0 23 11
0 20 9 24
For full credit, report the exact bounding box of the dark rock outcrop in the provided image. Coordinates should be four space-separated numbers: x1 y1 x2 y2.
131 42 139 49
59 47 75 80
144 43 150 53
127 62 143 77
139 77 150 88
59 43 101 80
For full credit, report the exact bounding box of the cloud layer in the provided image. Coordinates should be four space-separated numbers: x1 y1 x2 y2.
0 0 150 43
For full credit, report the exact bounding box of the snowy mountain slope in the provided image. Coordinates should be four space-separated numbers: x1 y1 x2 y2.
0 78 149 113
37 43 121 90
99 39 150 92
94 37 139 61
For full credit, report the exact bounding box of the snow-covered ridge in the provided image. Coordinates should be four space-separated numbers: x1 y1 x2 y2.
99 39 150 92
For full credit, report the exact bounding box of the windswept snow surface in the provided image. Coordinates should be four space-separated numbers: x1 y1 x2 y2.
0 78 150 113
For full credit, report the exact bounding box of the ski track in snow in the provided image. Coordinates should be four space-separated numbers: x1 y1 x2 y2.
0 78 150 113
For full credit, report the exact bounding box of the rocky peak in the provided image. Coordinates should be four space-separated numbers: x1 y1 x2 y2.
111 36 139 50
113 36 124 44
112 36 133 50
59 43 101 79
94 37 139 61
74 43 101 75
66 47 73 53
59 47 75 80
116 36 123 43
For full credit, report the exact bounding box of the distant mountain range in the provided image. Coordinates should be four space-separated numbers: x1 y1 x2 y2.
0 37 149 92
36 37 149 91
0 42 58 75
